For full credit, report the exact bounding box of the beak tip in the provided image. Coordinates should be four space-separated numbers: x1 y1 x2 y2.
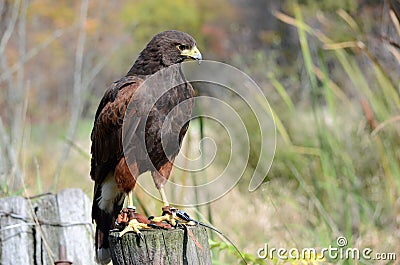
194 53 202 62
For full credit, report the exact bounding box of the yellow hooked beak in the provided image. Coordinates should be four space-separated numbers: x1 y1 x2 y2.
180 46 202 61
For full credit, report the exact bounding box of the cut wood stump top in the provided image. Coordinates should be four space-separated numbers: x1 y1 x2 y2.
109 225 212 265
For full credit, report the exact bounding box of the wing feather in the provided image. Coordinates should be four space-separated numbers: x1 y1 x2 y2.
90 76 143 184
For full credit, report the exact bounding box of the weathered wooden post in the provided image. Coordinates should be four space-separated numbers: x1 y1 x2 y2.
0 189 95 265
109 226 212 265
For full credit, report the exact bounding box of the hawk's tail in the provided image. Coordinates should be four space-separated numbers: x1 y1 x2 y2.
94 212 113 264
92 180 124 265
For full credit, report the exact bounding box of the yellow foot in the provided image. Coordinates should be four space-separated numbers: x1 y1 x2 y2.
119 219 149 238
149 206 196 227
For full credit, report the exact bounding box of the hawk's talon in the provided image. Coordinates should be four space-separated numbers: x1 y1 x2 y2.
118 219 149 238
150 214 177 227
149 206 197 228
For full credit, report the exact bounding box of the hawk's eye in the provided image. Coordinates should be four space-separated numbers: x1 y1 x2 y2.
177 44 189 51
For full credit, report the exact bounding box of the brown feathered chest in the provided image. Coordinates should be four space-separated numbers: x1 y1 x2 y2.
141 77 195 172
119 66 195 174
90 66 195 183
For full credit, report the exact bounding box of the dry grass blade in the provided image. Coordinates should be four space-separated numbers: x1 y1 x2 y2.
323 41 359 50
337 9 360 32
274 10 332 44
390 0 400 25
391 10 400 37
388 44 400 60
0 0 20 55
371 115 400 136
312 66 352 105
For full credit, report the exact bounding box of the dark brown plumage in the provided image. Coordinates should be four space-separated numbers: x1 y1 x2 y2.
90 30 201 264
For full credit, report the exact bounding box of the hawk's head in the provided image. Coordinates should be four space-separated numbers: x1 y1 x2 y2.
128 30 202 76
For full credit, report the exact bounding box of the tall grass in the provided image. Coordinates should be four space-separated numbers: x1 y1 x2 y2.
216 2 400 264
257 3 400 264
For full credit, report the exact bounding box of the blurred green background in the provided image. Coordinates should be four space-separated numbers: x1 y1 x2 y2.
0 0 399 264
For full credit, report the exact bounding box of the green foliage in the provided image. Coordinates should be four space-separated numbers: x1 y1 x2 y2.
264 3 400 262
210 239 267 265
0 183 24 198
120 0 202 45
295 0 357 13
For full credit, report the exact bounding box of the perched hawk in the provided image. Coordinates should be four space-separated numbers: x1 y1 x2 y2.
90 30 201 264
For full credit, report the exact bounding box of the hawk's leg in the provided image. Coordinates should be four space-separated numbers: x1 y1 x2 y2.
159 186 169 206
127 190 134 208
118 193 150 238
149 161 195 227
115 159 149 237
118 206 150 238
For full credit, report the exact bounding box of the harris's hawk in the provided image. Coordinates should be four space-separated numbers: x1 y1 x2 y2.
90 30 201 264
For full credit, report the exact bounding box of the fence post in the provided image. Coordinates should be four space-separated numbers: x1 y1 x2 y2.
109 226 212 265
0 188 95 265
0 196 34 264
